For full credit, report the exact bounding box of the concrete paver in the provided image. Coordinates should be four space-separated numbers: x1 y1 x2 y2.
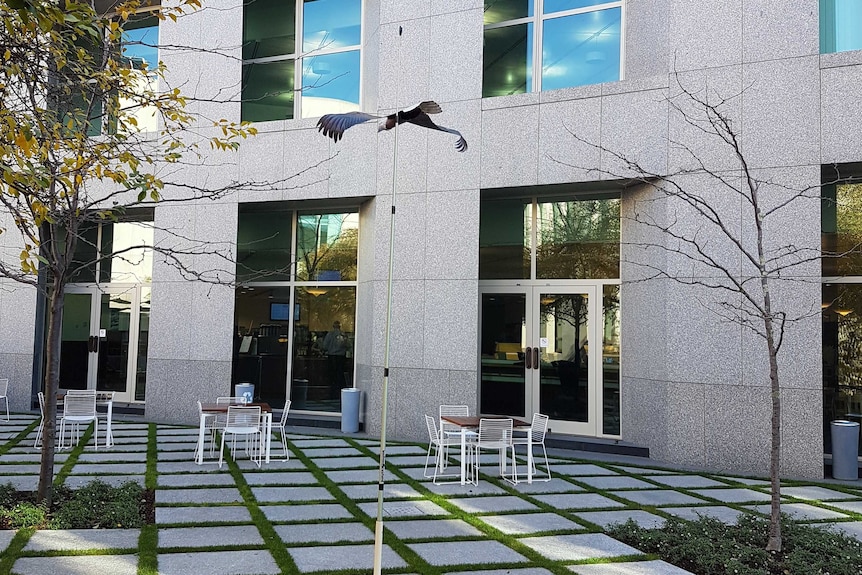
13 554 139 575
519 533 642 561
157 549 280 575
385 518 484 539
408 540 529 566
289 543 407 572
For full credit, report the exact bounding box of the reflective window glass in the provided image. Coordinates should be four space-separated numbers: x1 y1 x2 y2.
291 286 355 412
542 8 621 91
242 0 361 122
535 198 620 279
241 60 296 123
302 0 361 52
136 287 150 401
823 283 862 456
820 0 862 54
301 50 361 118
237 208 293 282
483 1 621 95
67 224 99 283
243 0 296 60
544 0 608 13
122 15 159 71
484 0 534 24
100 221 154 283
479 198 531 279
296 212 359 281
483 23 533 97
602 284 620 435
822 183 862 276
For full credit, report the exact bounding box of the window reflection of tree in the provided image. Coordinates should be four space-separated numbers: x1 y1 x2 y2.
536 199 620 280
297 214 358 281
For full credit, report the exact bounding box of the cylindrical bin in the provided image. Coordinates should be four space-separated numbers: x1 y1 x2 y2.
831 420 860 480
235 383 255 404
341 388 361 433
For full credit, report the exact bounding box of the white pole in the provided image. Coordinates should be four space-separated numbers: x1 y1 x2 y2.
372 25 402 575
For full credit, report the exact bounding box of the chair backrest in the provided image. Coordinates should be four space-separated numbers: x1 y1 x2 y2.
425 414 441 444
64 390 96 417
0 378 8 395
529 413 549 443
279 400 292 426
477 418 512 448
226 405 261 429
440 405 469 419
439 405 469 433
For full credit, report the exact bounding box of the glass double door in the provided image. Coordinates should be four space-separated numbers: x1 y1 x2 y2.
479 283 620 436
59 286 150 403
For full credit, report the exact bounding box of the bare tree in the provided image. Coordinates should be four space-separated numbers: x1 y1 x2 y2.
0 0 327 505
558 75 835 552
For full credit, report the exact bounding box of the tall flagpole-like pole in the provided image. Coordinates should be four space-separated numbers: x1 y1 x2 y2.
372 24 402 575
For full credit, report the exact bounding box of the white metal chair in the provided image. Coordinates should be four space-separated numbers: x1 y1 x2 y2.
467 418 516 485
59 390 98 450
0 378 9 421
512 413 552 482
423 414 464 483
274 400 292 460
218 405 262 468
34 392 46 448
212 396 243 440
439 404 469 460
95 391 114 448
195 400 220 460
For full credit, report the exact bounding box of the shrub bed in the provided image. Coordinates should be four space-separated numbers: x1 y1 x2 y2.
0 480 152 529
608 513 862 575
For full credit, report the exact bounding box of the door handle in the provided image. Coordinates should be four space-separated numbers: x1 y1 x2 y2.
525 347 532 370
532 347 539 370
87 336 94 353
93 336 99 353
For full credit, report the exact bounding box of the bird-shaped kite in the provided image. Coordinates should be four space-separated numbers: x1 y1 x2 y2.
316 101 467 152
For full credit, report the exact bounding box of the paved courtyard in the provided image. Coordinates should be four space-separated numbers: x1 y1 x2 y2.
0 413 861 574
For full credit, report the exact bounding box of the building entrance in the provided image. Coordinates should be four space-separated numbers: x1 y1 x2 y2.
59 286 150 403
479 283 619 436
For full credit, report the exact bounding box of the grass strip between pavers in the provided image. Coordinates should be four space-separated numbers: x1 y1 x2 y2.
137 423 159 575
52 422 95 487
0 420 39 458
0 527 34 573
221 440 301 574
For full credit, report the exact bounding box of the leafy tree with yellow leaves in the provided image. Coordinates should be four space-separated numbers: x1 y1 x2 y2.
0 0 264 505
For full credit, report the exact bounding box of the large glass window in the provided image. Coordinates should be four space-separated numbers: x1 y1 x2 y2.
58 12 160 136
479 195 620 280
234 205 359 413
242 0 362 122
483 0 622 97
66 216 155 284
822 178 862 457
820 0 862 54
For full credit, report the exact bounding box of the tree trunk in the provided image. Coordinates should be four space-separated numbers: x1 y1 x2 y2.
763 301 782 552
37 279 64 506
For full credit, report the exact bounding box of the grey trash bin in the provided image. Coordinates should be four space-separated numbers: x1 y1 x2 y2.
341 388 361 433
831 420 860 480
235 383 254 404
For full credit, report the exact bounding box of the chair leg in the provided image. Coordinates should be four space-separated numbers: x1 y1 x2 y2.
280 431 290 461
218 433 227 468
